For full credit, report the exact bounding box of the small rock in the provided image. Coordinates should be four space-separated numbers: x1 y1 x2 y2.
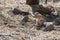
44 22 54 26
17 36 25 40
12 8 29 16
43 24 55 31
54 16 60 25
44 14 57 22
4 22 8 25
21 16 29 25
36 5 53 15
54 26 60 31
7 25 16 28
22 16 29 22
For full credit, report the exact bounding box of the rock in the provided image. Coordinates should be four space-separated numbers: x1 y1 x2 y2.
26 0 39 5
21 16 29 25
44 14 57 22
54 16 60 25
12 8 29 16
54 26 60 31
44 22 54 26
22 16 29 22
17 36 25 40
43 24 55 31
4 22 8 25
7 25 16 28
36 5 53 15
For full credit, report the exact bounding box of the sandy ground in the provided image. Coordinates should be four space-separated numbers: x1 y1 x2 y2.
0 0 60 40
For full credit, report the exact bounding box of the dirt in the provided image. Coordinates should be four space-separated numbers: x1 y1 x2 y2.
0 0 60 40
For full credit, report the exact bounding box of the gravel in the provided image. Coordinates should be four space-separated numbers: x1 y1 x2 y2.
0 0 60 40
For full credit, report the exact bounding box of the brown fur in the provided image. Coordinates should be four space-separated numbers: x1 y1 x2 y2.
30 12 45 25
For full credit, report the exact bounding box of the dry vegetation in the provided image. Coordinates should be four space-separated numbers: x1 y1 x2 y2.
0 0 60 40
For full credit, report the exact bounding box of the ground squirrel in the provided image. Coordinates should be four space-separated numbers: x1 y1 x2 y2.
30 12 45 26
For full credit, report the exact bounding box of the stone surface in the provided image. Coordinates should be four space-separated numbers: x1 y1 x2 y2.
0 0 60 40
